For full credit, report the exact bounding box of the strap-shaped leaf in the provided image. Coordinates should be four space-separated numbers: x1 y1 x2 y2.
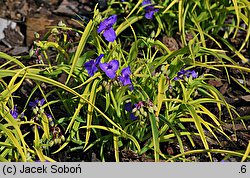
149 113 160 162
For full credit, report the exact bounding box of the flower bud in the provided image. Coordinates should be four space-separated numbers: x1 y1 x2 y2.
142 111 147 117
58 138 62 145
32 107 38 115
148 107 154 113
34 32 40 39
113 80 119 87
194 90 198 97
95 13 102 23
153 105 158 112
54 138 59 145
139 107 144 114
132 107 137 113
51 28 59 34
150 30 155 38
135 110 140 117
39 108 44 114
49 140 54 147
60 135 65 142
49 121 55 127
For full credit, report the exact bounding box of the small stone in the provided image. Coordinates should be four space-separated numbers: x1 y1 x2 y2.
0 18 17 40
162 36 179 51
0 18 24 48
53 0 79 16
8 46 29 55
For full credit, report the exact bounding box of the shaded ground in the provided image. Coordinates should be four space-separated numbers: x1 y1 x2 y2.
0 0 250 162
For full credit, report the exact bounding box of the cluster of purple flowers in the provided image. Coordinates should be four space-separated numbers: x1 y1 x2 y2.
84 54 133 90
97 1 158 42
29 98 45 108
29 99 54 125
10 98 53 127
173 69 198 81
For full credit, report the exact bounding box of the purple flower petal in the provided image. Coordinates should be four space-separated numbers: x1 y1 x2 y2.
142 0 158 19
84 54 104 76
174 68 198 80
29 101 37 107
119 76 132 86
121 66 132 76
29 98 45 108
124 102 133 112
103 28 116 42
46 113 52 119
178 69 186 75
142 0 151 6
129 85 134 90
99 62 108 72
97 22 107 34
97 15 117 42
145 11 154 19
109 60 119 71
95 54 104 65
119 66 132 86
130 113 138 120
107 15 117 25
39 98 45 106
173 77 179 81
84 60 96 76
97 15 117 34
105 69 117 79
191 70 198 78
99 60 119 79
10 106 18 119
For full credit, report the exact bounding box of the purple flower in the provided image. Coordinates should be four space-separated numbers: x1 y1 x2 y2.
190 70 198 78
46 113 52 120
97 15 117 42
142 0 159 19
29 98 45 108
124 102 133 112
185 70 198 79
118 66 133 90
135 101 144 109
173 77 179 81
177 69 186 76
10 106 18 119
174 69 198 80
84 54 104 76
130 113 137 120
46 113 54 126
124 102 138 120
99 60 119 79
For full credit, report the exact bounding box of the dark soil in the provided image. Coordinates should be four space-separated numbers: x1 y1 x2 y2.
0 0 250 162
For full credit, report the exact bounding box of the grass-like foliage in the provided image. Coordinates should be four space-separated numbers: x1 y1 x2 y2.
0 0 250 162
